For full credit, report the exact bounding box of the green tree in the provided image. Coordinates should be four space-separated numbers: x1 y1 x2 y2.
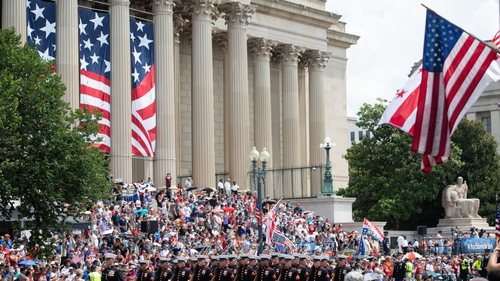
451 119 500 224
0 28 110 258
339 98 463 230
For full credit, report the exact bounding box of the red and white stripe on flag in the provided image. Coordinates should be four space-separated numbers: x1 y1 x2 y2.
412 10 500 169
496 199 500 240
380 10 500 172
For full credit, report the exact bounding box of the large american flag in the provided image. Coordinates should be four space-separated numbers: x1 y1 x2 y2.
79 8 111 153
411 10 500 168
380 10 500 172
130 19 156 157
26 1 156 156
26 0 56 61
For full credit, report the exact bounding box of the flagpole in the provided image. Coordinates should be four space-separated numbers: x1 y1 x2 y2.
421 4 500 54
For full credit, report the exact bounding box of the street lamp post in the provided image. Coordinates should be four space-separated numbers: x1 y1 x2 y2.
319 137 336 196
249 146 270 255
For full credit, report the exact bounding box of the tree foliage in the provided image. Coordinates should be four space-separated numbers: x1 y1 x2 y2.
0 28 111 258
451 119 500 224
339 98 463 230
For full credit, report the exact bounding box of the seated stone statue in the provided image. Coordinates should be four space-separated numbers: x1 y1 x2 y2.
442 176 481 219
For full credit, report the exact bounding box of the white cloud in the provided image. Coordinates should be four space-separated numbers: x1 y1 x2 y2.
326 0 499 116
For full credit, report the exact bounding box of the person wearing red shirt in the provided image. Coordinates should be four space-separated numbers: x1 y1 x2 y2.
382 256 393 281
414 257 423 281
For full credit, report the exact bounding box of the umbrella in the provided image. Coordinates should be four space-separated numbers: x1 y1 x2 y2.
156 186 167 191
263 199 276 204
223 207 235 213
102 229 113 235
145 187 156 192
18 260 38 266
303 210 315 215
403 252 422 260
342 249 356 255
186 186 198 191
133 235 145 242
294 218 306 223
168 186 179 192
201 187 215 195
246 190 255 195
134 209 149 216
211 209 223 213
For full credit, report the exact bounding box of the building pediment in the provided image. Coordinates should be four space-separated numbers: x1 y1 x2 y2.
327 29 360 48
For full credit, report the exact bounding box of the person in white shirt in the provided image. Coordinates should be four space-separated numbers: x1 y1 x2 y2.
218 179 224 195
397 235 404 253
224 178 231 196
401 235 409 254
231 181 240 196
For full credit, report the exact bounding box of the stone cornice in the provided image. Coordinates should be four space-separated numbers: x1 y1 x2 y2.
251 0 340 29
327 29 360 48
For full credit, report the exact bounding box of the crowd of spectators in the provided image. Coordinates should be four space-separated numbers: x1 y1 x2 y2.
1 177 500 281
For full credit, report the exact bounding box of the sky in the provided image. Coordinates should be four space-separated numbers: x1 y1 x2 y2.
325 0 500 117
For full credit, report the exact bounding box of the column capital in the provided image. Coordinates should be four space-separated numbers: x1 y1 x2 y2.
298 60 307 74
183 21 193 45
303 50 331 71
154 0 175 15
109 0 130 7
219 2 256 29
190 0 221 22
214 32 228 54
248 38 277 61
276 44 304 66
173 14 185 43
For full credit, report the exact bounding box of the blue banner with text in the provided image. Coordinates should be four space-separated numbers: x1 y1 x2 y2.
460 238 495 253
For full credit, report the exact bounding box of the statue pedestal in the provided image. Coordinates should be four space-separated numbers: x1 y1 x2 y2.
436 217 490 229
289 196 356 223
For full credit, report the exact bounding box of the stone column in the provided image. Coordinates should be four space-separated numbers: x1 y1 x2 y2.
2 0 26 43
190 0 219 188
174 14 184 186
56 0 80 111
304 50 330 196
153 0 176 188
109 0 132 183
214 32 229 177
298 62 308 197
249 38 276 196
491 110 500 150
219 2 255 188
277 44 304 197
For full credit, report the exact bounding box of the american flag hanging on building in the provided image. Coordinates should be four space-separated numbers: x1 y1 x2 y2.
130 18 156 157
79 8 111 153
26 0 56 61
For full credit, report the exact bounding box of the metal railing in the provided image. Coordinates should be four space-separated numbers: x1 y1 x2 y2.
177 166 326 198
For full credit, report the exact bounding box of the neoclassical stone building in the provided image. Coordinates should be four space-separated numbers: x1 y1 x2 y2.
1 0 358 198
